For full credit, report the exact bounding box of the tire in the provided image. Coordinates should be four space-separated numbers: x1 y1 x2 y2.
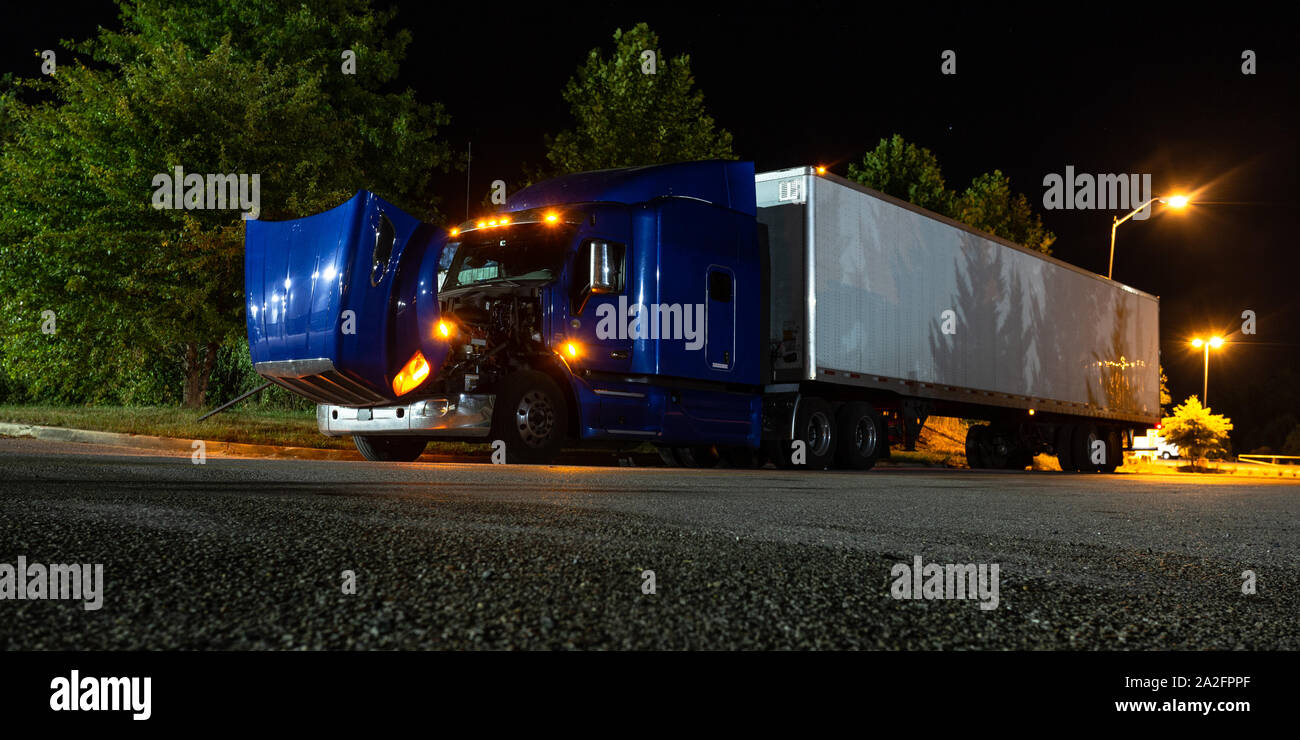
721 445 767 469
1055 425 1076 472
1160 451 1171 460
1096 428 1121 473
966 425 987 469
675 445 721 468
353 435 427 462
772 396 837 470
1072 424 1103 472
491 370 568 464
981 426 1009 469
835 401 880 470
656 445 682 467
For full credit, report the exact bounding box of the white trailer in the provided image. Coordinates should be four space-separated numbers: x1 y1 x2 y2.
754 167 1160 472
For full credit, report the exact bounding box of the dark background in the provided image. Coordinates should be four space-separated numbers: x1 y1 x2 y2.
8 2 1298 450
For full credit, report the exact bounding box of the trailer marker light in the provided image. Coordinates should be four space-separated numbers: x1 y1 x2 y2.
816 166 827 175
392 351 431 396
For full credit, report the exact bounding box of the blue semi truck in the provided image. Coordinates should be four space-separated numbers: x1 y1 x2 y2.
245 161 1160 470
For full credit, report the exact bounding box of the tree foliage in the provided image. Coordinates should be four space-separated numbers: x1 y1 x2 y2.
544 23 734 174
0 0 450 407
1161 396 1234 464
847 134 1055 254
846 135 950 213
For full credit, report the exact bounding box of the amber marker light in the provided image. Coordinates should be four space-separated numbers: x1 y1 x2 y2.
436 319 455 340
392 350 431 396
816 165 827 175
564 341 581 358
449 227 459 237
544 211 560 224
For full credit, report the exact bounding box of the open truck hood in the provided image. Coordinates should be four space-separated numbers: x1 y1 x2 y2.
245 191 447 405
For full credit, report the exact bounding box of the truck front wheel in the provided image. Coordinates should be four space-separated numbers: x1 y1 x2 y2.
353 435 428 462
492 371 568 465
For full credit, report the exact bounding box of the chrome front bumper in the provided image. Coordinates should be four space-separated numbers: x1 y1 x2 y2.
317 394 495 437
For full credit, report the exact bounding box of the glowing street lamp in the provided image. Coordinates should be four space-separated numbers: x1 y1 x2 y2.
1108 194 1191 280
1189 335 1224 405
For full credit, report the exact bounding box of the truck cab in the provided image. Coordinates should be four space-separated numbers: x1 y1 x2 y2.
246 161 764 463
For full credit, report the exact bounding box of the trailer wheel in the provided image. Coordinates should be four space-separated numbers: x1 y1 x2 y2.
1055 425 1076 471
835 401 880 470
675 445 722 468
353 435 427 462
771 396 837 470
965 425 987 469
1096 428 1121 473
491 371 567 464
980 426 1010 469
1072 424 1104 472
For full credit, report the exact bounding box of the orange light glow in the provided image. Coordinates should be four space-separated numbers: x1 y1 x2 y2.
392 351 431 396
475 220 486 229
544 212 559 224
816 166 827 175
1209 336 1224 349
499 216 511 226
449 227 459 237
564 341 580 358
1191 338 1204 348
436 320 455 339
1166 195 1190 209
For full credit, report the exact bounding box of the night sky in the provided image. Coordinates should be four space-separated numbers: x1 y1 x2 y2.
9 2 1298 448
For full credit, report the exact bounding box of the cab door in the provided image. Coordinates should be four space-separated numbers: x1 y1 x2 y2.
705 266 736 372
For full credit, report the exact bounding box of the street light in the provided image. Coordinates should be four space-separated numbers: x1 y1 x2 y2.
1189 335 1224 406
1108 194 1191 280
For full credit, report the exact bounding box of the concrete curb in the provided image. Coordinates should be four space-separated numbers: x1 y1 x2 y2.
0 421 664 467
0 421 364 461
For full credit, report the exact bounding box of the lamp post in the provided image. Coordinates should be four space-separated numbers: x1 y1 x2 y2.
1108 194 1190 280
1190 336 1224 406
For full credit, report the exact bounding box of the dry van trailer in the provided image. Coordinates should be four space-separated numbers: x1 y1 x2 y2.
754 167 1161 472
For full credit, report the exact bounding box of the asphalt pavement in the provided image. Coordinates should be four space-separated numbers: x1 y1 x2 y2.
1 437 1296 650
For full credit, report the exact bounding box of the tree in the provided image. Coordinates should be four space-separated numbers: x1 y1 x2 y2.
0 0 450 407
1161 396 1234 467
1283 425 1300 456
1158 365 1172 411
847 135 1055 255
847 134 950 213
951 170 1056 255
544 23 734 174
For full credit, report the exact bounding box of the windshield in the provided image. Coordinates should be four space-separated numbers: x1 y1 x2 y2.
442 223 573 290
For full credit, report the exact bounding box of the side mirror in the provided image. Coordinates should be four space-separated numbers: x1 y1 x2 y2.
574 240 624 314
